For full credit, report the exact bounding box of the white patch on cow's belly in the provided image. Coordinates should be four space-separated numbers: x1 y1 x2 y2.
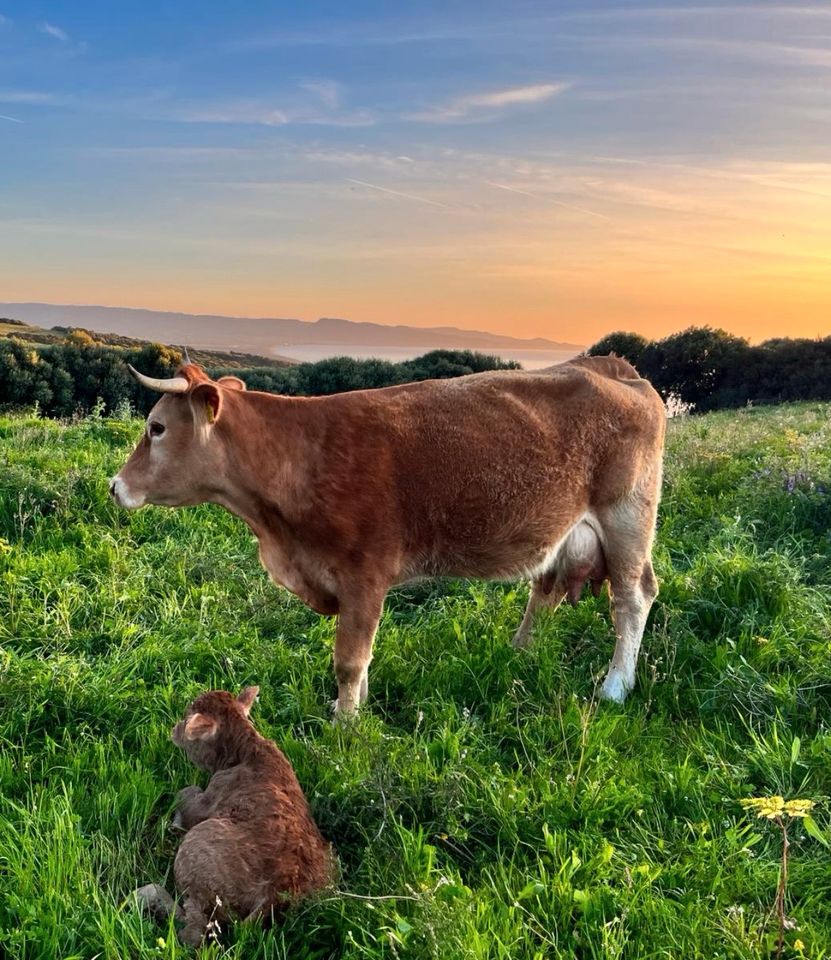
524 516 599 580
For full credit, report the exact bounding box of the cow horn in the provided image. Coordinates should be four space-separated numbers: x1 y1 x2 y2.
127 365 189 393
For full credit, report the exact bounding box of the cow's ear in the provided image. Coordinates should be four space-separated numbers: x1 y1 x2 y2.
190 383 222 424
218 376 247 391
184 712 218 740
236 685 259 715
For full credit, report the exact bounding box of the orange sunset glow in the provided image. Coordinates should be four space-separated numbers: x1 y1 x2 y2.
2 4 831 346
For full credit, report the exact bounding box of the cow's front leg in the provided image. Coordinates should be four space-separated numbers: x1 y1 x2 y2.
173 785 209 831
333 589 385 719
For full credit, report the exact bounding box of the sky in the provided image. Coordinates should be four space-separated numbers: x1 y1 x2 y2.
1 1 831 345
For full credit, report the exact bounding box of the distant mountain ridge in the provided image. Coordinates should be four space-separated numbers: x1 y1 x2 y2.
0 303 582 357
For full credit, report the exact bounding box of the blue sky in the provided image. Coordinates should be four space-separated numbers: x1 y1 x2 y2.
2 2 831 342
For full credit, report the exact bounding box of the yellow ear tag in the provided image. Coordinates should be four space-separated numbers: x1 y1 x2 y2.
205 403 215 423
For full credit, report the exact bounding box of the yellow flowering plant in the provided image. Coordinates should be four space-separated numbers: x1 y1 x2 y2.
740 797 815 820
740 795 827 960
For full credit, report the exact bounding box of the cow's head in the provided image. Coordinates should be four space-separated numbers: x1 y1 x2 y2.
109 363 247 509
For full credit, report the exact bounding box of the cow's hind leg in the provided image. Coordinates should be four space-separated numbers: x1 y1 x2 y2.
179 896 211 947
135 884 184 925
595 496 659 703
512 576 566 649
333 587 386 718
174 820 242 945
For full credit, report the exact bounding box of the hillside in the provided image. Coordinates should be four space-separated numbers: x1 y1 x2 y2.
0 302 583 358
0 318 296 370
1 404 830 958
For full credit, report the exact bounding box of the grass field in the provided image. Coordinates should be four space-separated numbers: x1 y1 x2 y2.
1 403 831 959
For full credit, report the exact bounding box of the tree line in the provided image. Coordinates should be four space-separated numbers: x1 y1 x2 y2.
2 325 829 418
588 327 831 411
0 333 519 417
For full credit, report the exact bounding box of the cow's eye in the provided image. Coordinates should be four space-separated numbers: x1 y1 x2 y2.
148 420 166 438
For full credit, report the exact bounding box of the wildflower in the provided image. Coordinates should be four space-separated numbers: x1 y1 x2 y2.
156 938 166 949
740 796 815 820
740 796 785 819
740 796 821 959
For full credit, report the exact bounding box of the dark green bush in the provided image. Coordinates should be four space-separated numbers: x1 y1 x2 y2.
588 327 831 411
0 338 519 417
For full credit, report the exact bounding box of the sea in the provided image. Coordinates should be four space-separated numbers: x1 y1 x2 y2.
271 344 581 370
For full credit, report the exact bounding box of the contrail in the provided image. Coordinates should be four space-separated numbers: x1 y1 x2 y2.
485 180 610 221
345 177 454 210
0 114 23 123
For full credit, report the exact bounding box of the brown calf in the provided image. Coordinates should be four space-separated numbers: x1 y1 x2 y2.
138 687 334 945
111 357 665 713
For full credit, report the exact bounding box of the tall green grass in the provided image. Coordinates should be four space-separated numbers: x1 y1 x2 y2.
1 403 830 958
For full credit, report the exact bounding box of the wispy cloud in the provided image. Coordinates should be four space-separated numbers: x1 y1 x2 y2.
586 154 831 201
299 79 340 110
344 178 455 210
555 5 831 23
660 36 831 69
183 103 290 126
485 181 610 221
178 80 375 128
409 82 570 122
302 149 416 170
180 102 376 127
231 25 477 51
0 90 56 104
556 31 831 70
83 146 246 161
39 22 69 43
0 113 23 123
37 20 87 53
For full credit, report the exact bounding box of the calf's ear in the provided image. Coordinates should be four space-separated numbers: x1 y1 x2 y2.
184 712 218 740
237 685 260 715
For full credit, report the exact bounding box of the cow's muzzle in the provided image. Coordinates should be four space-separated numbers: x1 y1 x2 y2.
109 476 144 509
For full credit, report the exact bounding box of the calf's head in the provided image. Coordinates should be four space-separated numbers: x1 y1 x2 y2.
109 364 246 509
171 686 260 771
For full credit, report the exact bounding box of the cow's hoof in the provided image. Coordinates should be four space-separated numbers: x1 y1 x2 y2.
330 699 359 726
179 923 207 947
600 672 632 704
135 884 176 923
511 629 532 650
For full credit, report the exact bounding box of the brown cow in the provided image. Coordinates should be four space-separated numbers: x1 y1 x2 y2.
110 357 665 714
